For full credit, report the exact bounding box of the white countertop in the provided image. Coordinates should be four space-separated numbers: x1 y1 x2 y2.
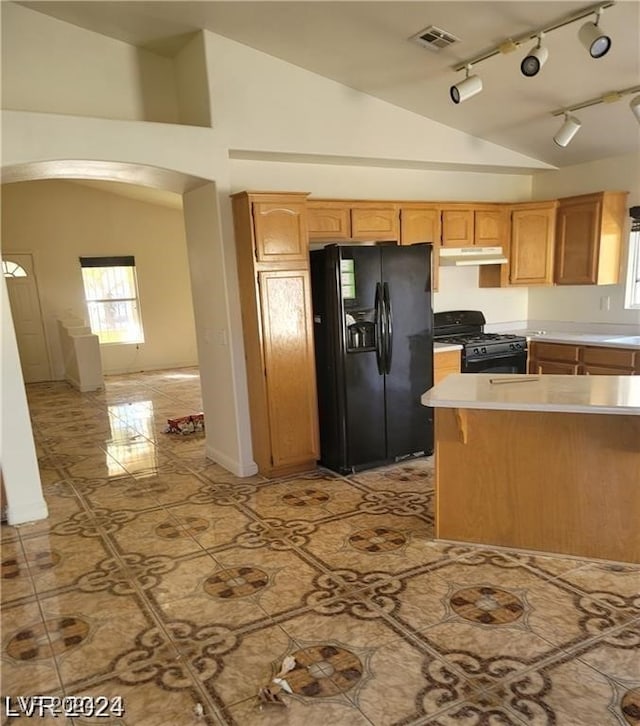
434 342 463 354
421 373 640 415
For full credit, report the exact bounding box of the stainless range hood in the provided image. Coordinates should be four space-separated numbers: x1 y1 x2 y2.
439 246 508 266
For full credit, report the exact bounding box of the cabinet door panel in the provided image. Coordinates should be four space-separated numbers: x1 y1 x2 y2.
433 350 461 385
400 206 441 291
554 200 600 284
350 206 398 240
582 346 635 370
531 360 580 375
308 204 351 239
253 202 308 262
582 364 634 375
475 209 504 247
510 208 555 285
259 270 319 467
442 210 474 247
400 207 440 245
530 342 579 363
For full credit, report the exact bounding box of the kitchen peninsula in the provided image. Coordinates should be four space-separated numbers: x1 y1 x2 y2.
421 374 640 563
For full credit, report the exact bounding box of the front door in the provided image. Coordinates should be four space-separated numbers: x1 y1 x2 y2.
3 253 51 382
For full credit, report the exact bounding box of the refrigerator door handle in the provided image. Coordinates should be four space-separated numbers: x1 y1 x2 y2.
374 282 385 375
383 282 393 374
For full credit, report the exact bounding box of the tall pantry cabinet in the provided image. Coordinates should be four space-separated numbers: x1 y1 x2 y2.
231 192 319 477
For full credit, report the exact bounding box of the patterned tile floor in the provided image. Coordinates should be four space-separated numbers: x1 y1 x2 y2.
1 368 639 725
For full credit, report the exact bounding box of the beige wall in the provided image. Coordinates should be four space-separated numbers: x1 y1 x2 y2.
207 32 551 172
1 3 180 124
1 180 198 377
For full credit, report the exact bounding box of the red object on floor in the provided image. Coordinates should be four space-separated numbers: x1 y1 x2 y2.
165 413 204 434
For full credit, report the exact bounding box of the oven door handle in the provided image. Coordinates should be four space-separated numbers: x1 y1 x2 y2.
464 350 528 363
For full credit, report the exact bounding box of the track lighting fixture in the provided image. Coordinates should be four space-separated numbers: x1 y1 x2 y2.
521 34 548 77
449 65 482 104
550 84 640 143
553 114 582 147
449 2 615 103
578 7 612 58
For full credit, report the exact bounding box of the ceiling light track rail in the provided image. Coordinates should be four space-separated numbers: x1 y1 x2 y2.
551 84 640 116
452 1 615 72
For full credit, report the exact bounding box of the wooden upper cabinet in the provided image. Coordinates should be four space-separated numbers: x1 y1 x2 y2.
307 200 399 241
307 201 351 240
441 206 506 247
509 203 557 286
441 208 474 247
399 204 441 291
350 203 399 240
399 206 441 245
250 194 309 263
554 191 628 285
475 208 506 246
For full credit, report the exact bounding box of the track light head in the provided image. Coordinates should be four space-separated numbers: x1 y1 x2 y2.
521 36 548 77
450 65 482 104
579 8 611 58
554 114 582 147
630 95 640 124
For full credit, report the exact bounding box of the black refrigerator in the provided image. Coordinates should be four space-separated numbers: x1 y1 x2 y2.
310 243 434 474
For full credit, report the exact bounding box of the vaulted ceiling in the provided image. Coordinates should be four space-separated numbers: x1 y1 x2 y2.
18 1 640 167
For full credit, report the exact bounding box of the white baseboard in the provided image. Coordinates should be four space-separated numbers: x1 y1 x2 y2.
65 375 103 392
102 360 199 376
7 497 49 526
205 445 258 477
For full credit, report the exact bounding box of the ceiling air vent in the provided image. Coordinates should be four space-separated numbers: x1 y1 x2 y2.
411 25 460 52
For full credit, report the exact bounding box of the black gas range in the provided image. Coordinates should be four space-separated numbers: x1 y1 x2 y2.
433 310 528 374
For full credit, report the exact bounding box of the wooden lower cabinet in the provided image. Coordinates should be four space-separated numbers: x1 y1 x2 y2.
232 192 319 477
582 345 636 371
531 360 581 375
433 349 461 385
258 270 320 471
529 341 637 376
434 406 640 562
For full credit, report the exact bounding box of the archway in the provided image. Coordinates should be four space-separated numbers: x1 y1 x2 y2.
1 160 255 526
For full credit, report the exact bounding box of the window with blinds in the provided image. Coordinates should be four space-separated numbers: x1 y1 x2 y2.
79 256 144 344
625 209 640 310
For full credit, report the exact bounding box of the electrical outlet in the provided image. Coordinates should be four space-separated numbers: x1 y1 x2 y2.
599 295 611 311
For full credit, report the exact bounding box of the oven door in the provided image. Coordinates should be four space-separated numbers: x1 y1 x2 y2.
463 351 527 374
